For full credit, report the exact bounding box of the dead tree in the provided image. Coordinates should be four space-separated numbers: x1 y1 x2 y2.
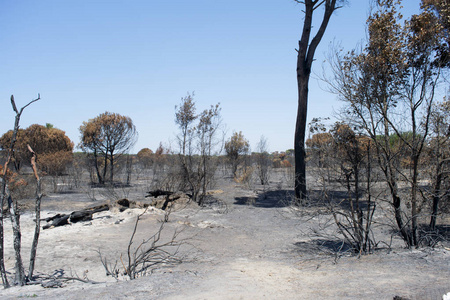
27 145 43 281
0 94 40 287
294 0 341 202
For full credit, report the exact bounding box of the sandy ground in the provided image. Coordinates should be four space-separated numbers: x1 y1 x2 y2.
0 174 449 299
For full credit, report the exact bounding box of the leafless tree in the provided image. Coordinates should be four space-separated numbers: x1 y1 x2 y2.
255 135 271 185
294 0 342 202
0 94 40 287
175 94 223 205
27 145 43 281
196 104 223 205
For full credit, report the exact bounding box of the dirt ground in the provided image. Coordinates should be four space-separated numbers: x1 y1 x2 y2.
0 170 449 299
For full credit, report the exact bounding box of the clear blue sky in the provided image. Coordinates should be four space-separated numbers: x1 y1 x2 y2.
0 0 421 153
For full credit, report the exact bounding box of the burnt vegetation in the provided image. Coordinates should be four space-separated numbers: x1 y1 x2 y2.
0 0 448 295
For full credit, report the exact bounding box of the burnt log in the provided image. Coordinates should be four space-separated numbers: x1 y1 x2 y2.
70 211 93 223
43 215 70 230
42 200 128 229
44 214 65 223
116 199 130 208
145 190 174 198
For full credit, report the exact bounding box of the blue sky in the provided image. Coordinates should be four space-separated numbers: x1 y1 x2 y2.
0 0 421 153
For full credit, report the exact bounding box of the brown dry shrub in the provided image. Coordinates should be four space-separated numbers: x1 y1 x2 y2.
235 166 254 185
0 165 34 201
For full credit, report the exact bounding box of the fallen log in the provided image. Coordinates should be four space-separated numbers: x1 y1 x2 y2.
43 215 70 229
69 211 93 223
43 200 126 229
145 190 174 198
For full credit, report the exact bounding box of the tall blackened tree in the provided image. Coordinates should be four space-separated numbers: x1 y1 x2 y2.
79 112 137 185
294 0 341 201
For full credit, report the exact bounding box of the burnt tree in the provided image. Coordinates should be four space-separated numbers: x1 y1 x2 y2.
294 0 341 201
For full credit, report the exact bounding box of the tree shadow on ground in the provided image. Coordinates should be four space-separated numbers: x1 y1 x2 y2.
293 239 354 255
308 189 370 211
234 189 295 208
202 195 229 213
89 182 132 188
234 188 371 210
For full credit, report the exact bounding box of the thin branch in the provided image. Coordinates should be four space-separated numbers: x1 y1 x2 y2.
27 144 43 281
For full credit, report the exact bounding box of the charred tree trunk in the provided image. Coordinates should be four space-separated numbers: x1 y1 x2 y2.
410 152 420 246
102 151 108 185
0 95 40 287
0 181 9 288
8 193 25 285
430 166 443 230
93 150 104 185
126 155 132 186
28 146 42 281
294 0 338 201
109 150 114 184
295 75 309 202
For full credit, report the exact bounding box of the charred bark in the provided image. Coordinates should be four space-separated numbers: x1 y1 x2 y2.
294 0 339 201
43 203 111 229
28 145 43 280
0 94 40 287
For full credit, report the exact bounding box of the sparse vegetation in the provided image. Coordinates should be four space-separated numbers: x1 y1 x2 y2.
99 208 184 281
1 1 449 298
254 136 271 185
325 0 449 248
175 93 223 205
